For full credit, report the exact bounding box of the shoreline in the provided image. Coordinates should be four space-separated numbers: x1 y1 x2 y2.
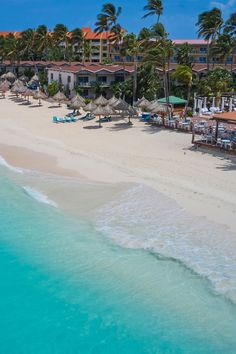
0 95 236 234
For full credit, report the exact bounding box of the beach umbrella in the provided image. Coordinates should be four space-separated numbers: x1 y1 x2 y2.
136 96 147 107
5 72 16 81
70 98 86 109
23 88 34 102
31 74 39 83
94 95 108 106
113 98 129 111
19 74 28 82
84 101 97 112
0 80 10 92
123 105 138 124
91 104 109 128
71 93 85 103
1 73 7 80
108 96 119 106
137 98 150 110
53 91 68 106
103 104 115 116
150 102 168 114
34 90 47 105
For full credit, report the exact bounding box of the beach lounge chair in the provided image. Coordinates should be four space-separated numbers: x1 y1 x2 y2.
71 116 78 122
100 116 111 122
53 116 59 123
84 115 95 121
79 113 90 120
58 117 66 123
65 116 72 122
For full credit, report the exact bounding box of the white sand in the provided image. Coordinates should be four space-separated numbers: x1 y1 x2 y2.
0 94 236 234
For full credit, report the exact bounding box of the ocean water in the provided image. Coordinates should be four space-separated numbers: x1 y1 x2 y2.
0 168 236 353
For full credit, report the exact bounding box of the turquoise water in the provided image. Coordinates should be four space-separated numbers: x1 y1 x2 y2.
0 173 236 353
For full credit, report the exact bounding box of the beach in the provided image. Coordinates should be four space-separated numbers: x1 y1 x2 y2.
0 95 236 232
1 95 236 352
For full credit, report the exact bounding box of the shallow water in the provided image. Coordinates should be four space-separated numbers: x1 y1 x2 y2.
0 168 236 353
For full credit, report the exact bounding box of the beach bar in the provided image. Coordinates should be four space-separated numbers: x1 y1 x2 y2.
192 111 236 153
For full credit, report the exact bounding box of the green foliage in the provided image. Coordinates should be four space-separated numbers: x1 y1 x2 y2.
47 81 59 97
197 68 233 97
38 71 48 86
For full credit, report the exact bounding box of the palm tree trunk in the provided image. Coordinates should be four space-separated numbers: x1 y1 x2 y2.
132 59 137 106
207 41 210 71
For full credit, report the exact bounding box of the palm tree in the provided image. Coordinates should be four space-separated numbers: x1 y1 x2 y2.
172 65 193 115
35 25 54 61
95 3 122 60
211 34 233 68
143 0 163 23
4 33 22 64
143 39 174 116
53 24 69 60
122 33 144 105
196 8 223 71
224 12 236 71
70 28 84 61
176 43 193 66
20 28 36 60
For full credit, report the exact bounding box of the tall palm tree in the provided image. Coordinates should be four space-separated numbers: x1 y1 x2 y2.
172 65 193 115
143 39 174 116
20 28 36 60
4 33 22 64
70 28 84 61
224 12 236 71
53 24 69 60
95 3 122 60
35 25 54 61
211 33 233 68
122 33 144 105
143 0 163 23
176 43 193 66
196 8 223 71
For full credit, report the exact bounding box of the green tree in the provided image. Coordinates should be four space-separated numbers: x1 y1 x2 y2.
211 33 233 68
172 65 193 113
53 24 69 60
143 0 163 23
224 12 236 71
196 8 223 71
175 43 193 66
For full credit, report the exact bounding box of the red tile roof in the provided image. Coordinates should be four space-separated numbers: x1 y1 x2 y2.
173 39 209 45
48 63 134 73
82 27 111 40
0 31 21 38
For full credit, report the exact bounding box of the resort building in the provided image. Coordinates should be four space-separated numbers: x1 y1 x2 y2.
47 63 134 98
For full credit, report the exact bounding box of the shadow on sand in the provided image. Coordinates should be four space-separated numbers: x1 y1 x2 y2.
186 145 236 171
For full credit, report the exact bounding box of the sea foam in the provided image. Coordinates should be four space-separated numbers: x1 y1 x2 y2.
94 184 236 302
23 186 58 208
0 155 23 174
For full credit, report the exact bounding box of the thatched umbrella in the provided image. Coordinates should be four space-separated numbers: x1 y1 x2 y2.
1 73 7 80
136 96 147 106
19 75 28 82
84 101 97 112
149 102 169 125
124 105 138 124
53 91 68 106
0 80 10 92
5 72 16 81
137 98 150 110
104 104 115 116
70 98 86 109
71 93 85 103
23 88 34 102
113 98 129 111
94 95 108 106
108 96 119 106
34 90 47 105
92 104 109 128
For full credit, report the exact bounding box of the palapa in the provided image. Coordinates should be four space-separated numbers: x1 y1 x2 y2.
84 101 97 112
93 95 108 106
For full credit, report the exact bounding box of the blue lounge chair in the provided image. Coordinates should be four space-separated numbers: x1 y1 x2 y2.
53 116 59 123
100 116 111 122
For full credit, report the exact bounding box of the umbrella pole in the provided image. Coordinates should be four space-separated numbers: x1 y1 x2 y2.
99 115 102 128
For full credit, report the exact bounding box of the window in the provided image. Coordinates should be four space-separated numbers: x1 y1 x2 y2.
92 39 100 44
78 77 89 83
114 55 121 62
199 57 206 63
67 76 71 83
126 55 132 62
97 76 107 83
200 47 207 53
59 74 62 83
50 73 54 81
